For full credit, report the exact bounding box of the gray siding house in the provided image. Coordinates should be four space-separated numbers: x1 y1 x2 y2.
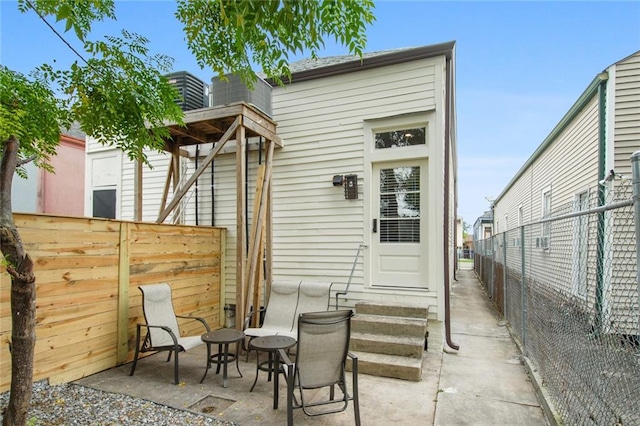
491 49 640 333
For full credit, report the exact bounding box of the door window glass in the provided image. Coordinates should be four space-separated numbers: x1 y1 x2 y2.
379 166 420 243
375 128 426 150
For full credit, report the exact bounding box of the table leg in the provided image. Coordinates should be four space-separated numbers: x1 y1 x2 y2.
222 343 229 388
216 343 223 374
235 341 243 378
250 348 260 392
273 349 280 410
200 343 211 384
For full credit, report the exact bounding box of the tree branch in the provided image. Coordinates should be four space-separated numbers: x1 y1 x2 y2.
17 154 36 167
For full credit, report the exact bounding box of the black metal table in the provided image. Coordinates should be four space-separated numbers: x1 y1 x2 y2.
248 335 296 409
200 329 245 388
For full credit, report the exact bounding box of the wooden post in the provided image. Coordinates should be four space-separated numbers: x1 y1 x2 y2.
116 222 130 364
235 119 247 330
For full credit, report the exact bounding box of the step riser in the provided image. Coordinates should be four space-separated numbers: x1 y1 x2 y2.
355 303 428 319
347 359 421 382
352 319 427 338
350 338 423 358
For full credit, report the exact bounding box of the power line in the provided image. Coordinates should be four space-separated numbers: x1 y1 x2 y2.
25 0 89 65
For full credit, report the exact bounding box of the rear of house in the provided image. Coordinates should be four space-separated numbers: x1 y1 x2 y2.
85 42 458 348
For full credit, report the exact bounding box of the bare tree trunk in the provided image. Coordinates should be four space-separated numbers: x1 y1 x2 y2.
1 137 36 426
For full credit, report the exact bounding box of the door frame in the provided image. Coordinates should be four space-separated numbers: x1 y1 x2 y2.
363 111 435 291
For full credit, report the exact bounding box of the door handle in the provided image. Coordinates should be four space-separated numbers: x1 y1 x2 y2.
372 218 377 233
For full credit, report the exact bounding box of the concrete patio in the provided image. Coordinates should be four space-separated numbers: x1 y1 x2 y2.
75 264 549 425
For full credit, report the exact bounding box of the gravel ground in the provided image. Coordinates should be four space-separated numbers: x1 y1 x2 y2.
0 381 238 426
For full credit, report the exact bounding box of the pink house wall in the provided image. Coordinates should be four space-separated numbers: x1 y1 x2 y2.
38 135 85 216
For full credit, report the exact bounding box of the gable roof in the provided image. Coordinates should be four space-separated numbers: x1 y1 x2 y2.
265 41 455 85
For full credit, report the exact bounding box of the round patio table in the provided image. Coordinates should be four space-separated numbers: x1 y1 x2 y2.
200 328 245 388
248 335 296 409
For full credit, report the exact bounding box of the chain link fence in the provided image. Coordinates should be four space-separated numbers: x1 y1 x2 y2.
475 160 640 424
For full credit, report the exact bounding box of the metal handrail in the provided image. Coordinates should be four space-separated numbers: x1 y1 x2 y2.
335 244 368 309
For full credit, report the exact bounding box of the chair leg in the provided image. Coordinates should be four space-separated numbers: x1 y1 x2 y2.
173 343 180 385
352 359 361 426
285 362 294 426
129 325 142 377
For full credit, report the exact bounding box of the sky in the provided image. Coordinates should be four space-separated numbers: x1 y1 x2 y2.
1 1 639 226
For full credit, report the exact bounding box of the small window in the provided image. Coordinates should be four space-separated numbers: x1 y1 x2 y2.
375 128 426 150
539 186 552 249
93 189 116 219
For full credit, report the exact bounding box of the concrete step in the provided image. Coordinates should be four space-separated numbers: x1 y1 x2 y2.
352 313 428 338
350 332 424 358
347 351 422 382
355 301 429 320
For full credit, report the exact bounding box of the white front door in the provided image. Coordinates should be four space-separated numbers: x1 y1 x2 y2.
371 160 428 288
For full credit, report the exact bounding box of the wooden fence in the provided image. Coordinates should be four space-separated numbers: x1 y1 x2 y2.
0 213 226 392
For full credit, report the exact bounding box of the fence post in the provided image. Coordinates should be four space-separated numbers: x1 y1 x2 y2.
520 225 527 351
631 151 640 331
503 232 508 315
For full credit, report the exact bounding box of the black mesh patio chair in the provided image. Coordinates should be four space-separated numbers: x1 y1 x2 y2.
279 309 360 425
129 283 210 384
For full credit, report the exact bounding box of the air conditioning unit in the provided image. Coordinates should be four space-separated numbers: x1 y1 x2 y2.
165 71 209 111
535 237 549 249
210 73 272 117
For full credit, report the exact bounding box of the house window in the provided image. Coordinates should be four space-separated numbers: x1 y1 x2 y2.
379 166 420 243
93 188 116 219
512 204 523 247
375 128 426 150
539 186 552 249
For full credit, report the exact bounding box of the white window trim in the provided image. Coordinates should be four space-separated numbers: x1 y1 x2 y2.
539 185 552 250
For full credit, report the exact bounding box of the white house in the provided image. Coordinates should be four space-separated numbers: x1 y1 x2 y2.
85 41 458 350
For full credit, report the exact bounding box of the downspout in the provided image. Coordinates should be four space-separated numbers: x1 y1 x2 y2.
444 52 459 351
595 72 608 334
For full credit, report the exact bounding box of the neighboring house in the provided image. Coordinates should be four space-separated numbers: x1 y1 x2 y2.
473 210 493 241
12 123 86 216
86 42 458 345
491 50 640 330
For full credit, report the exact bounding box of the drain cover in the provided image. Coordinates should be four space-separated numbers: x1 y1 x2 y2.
189 395 235 415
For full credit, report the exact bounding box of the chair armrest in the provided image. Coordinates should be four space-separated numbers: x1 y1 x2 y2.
175 315 211 332
347 351 358 361
278 348 293 367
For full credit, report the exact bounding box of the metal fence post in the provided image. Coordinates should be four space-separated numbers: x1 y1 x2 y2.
520 225 527 351
503 231 508 315
631 151 640 332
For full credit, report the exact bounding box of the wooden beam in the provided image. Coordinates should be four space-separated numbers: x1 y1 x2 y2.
243 116 283 147
157 116 240 223
235 124 247 330
264 140 275 302
169 125 208 144
244 165 266 326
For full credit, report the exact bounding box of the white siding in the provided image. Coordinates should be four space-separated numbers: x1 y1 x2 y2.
111 55 452 319
494 96 600 290
613 51 640 176
268 57 445 316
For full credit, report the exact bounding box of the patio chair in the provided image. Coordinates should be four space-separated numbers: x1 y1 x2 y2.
129 283 211 385
279 310 360 426
244 280 301 342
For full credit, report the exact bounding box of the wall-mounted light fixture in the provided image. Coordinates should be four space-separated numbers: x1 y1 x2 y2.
332 174 358 199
